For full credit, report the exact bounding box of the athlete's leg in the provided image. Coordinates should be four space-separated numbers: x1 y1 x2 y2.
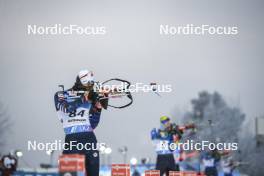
166 154 178 175
156 155 167 176
85 150 99 176
83 132 99 176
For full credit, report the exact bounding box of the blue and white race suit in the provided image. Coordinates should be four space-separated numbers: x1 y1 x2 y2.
151 127 180 174
151 128 174 155
54 90 102 176
54 91 101 134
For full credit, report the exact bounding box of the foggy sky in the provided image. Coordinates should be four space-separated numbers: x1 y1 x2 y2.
0 0 264 167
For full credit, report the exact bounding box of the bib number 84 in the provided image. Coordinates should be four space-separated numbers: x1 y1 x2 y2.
68 109 86 117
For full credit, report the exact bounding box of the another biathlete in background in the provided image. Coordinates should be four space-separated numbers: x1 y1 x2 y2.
221 152 245 176
151 116 195 176
54 69 108 176
221 154 235 176
200 149 221 176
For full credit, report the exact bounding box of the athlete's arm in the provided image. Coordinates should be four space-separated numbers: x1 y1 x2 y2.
89 101 102 129
178 123 195 132
54 91 68 112
151 128 161 140
54 91 69 123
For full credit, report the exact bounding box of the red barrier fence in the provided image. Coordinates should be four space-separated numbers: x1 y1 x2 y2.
58 154 86 176
145 170 160 176
111 164 130 176
169 171 205 176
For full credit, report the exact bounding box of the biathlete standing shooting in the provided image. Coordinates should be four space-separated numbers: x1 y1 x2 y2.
151 116 195 176
54 69 108 176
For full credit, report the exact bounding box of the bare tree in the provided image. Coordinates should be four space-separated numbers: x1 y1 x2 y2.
179 91 264 176
181 91 245 143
